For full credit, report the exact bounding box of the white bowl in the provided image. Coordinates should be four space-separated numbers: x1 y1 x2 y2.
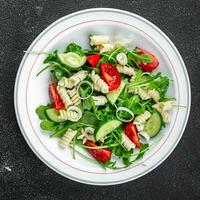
14 8 191 185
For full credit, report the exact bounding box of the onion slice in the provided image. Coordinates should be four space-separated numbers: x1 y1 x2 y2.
77 80 94 100
138 131 150 144
116 106 134 122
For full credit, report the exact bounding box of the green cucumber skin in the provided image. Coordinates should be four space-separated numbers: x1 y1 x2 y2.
95 119 122 141
144 111 163 138
46 108 66 123
106 80 126 105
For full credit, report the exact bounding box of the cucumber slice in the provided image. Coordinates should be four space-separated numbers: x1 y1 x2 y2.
106 80 126 105
46 108 66 123
95 119 122 141
144 111 162 138
57 52 86 69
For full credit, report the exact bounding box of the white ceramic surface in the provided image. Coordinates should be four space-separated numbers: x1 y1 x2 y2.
14 8 191 185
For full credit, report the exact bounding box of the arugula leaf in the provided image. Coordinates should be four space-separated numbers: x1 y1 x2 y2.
135 143 149 160
43 50 58 63
78 111 99 127
82 98 92 111
36 104 52 120
97 160 117 170
118 92 145 115
103 128 134 167
98 48 125 66
93 104 116 121
149 76 170 100
65 43 85 56
40 120 58 131
127 49 152 66
50 68 67 81
127 72 161 88
78 83 92 99
51 111 99 137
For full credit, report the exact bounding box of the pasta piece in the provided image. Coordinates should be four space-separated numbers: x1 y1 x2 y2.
90 35 110 46
69 70 88 86
116 64 135 76
90 71 109 93
58 77 74 89
153 101 173 123
121 133 136 151
100 43 115 53
68 88 81 106
136 124 145 132
133 111 151 125
77 127 95 144
57 86 73 109
59 109 68 120
91 96 108 106
93 83 101 92
152 101 173 112
129 87 150 100
130 73 136 82
59 106 82 122
138 131 150 144
148 89 160 102
161 111 170 123
59 129 77 148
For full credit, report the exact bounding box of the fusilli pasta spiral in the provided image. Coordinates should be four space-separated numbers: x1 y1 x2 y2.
59 106 82 122
116 64 135 76
90 35 110 46
68 88 81 106
59 129 77 148
152 101 173 112
70 70 88 86
57 86 73 109
59 109 68 120
121 133 136 151
100 43 115 53
91 96 108 106
58 77 74 89
136 124 145 132
161 111 170 123
153 101 173 123
129 87 150 100
138 131 150 144
77 127 95 144
133 111 151 125
90 71 109 93
130 73 136 82
148 89 160 102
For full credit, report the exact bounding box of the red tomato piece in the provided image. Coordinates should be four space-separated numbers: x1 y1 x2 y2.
136 47 159 71
86 54 101 67
85 140 112 163
100 63 121 91
49 82 65 110
124 123 140 148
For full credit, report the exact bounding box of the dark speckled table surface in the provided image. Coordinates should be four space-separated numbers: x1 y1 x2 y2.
0 0 200 199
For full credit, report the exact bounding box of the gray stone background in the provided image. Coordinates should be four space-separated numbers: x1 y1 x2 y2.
0 0 200 199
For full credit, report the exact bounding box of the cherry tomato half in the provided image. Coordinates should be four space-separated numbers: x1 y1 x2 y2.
85 140 112 162
100 63 121 91
124 123 140 148
49 82 65 110
86 54 101 67
136 47 159 71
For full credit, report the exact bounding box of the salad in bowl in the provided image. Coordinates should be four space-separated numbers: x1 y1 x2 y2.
35 35 174 170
